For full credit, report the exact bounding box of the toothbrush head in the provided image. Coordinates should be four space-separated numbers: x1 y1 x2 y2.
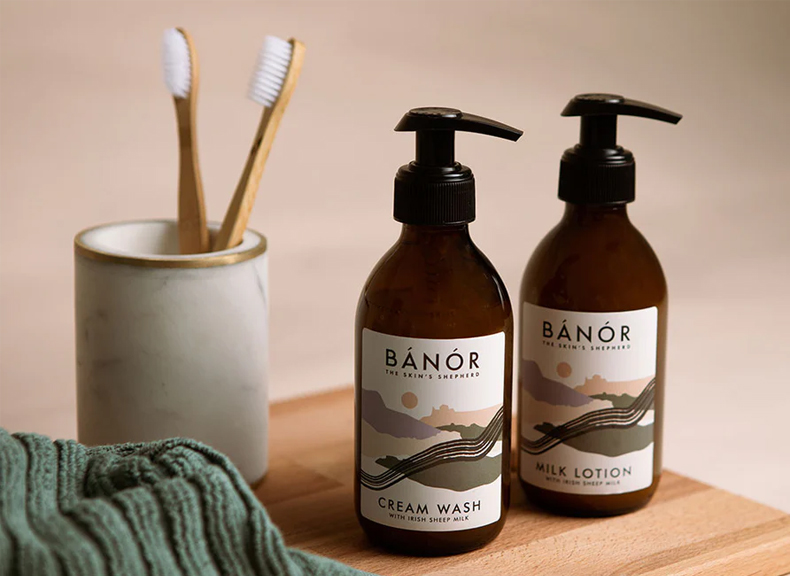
248 35 294 108
162 28 192 99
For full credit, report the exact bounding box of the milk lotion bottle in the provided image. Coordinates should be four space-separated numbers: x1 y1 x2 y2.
355 107 522 554
519 94 682 516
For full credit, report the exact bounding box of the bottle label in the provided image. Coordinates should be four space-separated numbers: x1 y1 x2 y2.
359 329 504 532
519 304 657 495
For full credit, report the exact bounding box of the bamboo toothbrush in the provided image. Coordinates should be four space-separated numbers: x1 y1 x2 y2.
213 36 306 251
162 27 210 254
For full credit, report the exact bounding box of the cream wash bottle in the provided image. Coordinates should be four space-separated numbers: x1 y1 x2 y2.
355 108 522 555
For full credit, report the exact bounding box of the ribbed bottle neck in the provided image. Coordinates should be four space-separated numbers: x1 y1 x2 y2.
399 224 471 245
561 203 630 226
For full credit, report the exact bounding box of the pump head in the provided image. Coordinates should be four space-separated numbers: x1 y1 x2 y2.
393 107 522 225
558 94 682 205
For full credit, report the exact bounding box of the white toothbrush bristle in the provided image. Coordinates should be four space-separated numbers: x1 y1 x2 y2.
162 28 191 98
248 35 293 108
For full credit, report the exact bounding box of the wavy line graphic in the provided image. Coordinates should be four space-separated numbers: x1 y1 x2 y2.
360 407 504 491
520 378 655 456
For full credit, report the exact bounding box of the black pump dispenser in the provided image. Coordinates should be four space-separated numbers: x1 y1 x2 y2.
558 94 682 205
393 107 522 225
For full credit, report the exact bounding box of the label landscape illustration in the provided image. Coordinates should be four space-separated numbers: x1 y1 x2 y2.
519 305 657 495
359 330 505 531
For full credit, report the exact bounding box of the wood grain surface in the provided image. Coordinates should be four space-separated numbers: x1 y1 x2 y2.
255 388 790 576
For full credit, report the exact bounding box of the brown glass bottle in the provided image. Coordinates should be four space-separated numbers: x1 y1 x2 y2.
518 204 666 516
517 93 680 517
355 107 520 554
355 224 512 554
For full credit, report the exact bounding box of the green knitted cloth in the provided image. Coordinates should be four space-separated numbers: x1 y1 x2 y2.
0 430 373 576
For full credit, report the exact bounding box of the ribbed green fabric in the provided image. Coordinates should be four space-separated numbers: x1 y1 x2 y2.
0 430 374 576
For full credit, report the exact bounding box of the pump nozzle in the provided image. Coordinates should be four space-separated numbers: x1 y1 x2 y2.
394 107 522 167
562 94 682 123
393 107 522 225
558 93 682 205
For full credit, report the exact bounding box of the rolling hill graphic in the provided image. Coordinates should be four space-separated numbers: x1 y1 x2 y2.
361 388 503 492
360 421 462 459
521 394 612 429
361 388 443 439
373 454 502 492
520 361 655 456
531 423 654 457
421 404 501 428
521 361 594 406
521 378 655 456
360 406 504 491
574 373 652 398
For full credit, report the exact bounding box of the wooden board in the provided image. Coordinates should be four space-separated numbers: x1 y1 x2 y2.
255 388 790 576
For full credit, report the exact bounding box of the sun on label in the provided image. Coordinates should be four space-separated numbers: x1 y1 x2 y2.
401 391 418 409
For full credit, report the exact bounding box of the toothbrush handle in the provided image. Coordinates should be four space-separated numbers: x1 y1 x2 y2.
213 107 274 251
176 95 209 254
214 41 306 252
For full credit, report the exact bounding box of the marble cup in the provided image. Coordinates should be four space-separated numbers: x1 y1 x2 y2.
74 220 269 483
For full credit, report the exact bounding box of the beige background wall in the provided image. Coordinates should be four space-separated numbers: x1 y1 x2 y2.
1 1 788 511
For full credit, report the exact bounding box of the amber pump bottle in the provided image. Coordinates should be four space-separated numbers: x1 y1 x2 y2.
518 94 682 516
355 108 522 555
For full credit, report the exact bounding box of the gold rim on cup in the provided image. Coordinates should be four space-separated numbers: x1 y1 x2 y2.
74 220 267 269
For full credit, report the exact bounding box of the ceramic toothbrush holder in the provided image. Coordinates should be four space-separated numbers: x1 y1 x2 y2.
74 219 269 484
